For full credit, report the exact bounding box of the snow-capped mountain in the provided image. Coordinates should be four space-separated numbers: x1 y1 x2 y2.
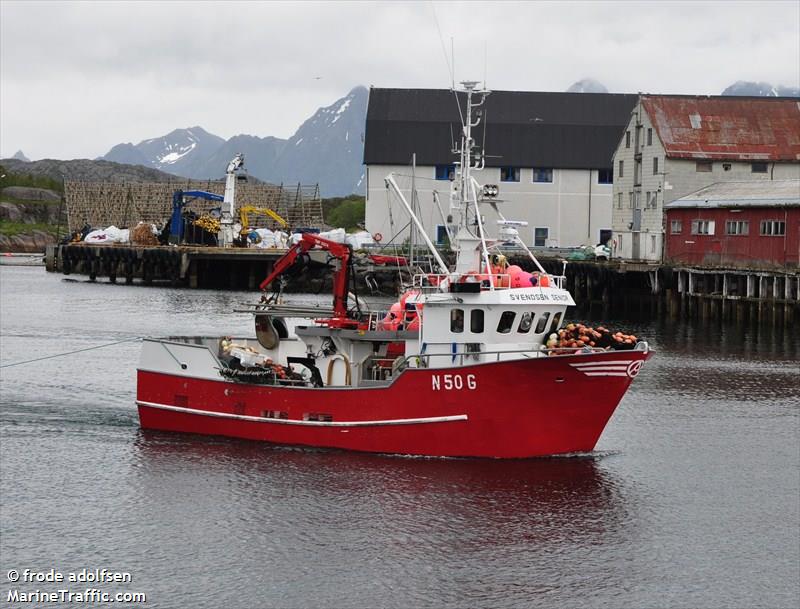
721 81 800 97
566 78 609 93
103 126 226 178
270 86 367 196
99 87 368 196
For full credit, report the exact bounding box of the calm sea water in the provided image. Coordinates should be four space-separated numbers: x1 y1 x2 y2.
1 266 798 609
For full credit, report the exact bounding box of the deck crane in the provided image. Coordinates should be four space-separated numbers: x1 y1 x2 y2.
259 233 359 328
219 153 245 247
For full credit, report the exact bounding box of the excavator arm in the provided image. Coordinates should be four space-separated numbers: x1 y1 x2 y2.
259 233 353 320
239 205 289 231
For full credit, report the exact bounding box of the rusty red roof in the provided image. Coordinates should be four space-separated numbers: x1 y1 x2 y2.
642 95 800 162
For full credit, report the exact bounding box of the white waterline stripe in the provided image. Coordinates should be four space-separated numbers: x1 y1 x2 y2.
137 400 468 427
582 372 629 377
571 360 633 367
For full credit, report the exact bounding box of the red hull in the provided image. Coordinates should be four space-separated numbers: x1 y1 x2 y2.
137 351 650 458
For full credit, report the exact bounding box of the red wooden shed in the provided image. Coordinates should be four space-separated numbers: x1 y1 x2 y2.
664 180 800 270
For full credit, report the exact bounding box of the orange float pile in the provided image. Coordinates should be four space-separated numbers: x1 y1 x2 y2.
546 323 639 353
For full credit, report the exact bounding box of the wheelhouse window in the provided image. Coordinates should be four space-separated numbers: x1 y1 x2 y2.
534 227 549 247
696 161 713 172
691 220 714 235
517 312 534 334
760 220 786 236
726 220 749 235
435 164 455 181
497 311 516 334
450 309 464 333
470 309 484 333
598 169 613 184
500 166 520 182
670 220 682 234
534 312 551 334
549 312 563 334
752 162 768 173
532 168 553 183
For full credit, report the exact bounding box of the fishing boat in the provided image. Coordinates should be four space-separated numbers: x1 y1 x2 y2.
136 81 652 458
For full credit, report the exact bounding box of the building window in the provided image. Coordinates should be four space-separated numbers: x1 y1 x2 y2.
696 161 713 172
628 192 634 209
691 220 715 235
653 156 659 175
649 192 658 208
617 193 622 209
625 131 631 148
435 164 455 180
726 220 749 235
723 163 732 171
450 309 464 333
598 169 613 184
645 191 651 208
651 235 656 254
670 220 682 234
497 311 516 334
752 162 768 173
470 309 484 334
532 168 553 183
500 166 520 182
436 225 449 245
760 220 786 236
618 160 624 178
534 227 549 247
647 128 653 146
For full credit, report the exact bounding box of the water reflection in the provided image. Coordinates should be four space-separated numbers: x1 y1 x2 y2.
131 430 633 553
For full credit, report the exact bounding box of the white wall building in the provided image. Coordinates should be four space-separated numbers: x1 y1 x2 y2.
363 88 638 249
611 94 800 262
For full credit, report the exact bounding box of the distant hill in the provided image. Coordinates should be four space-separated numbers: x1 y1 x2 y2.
566 78 609 93
721 81 800 97
97 86 368 197
0 158 184 183
11 150 30 162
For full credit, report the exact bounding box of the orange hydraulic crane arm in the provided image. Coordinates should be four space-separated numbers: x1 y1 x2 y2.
259 233 353 319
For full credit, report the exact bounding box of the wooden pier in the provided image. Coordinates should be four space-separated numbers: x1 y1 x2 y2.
45 244 798 324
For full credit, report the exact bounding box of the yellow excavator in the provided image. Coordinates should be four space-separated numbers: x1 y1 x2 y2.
238 205 289 234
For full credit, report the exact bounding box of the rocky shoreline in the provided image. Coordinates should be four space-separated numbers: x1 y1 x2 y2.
0 186 62 253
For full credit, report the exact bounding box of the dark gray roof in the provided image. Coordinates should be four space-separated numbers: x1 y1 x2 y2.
364 88 638 169
664 180 800 209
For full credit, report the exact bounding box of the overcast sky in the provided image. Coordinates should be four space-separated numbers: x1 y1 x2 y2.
1 0 798 161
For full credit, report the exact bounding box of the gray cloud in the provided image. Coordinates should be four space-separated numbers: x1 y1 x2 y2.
1 0 798 160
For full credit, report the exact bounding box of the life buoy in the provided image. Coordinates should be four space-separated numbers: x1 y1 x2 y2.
373 232 383 243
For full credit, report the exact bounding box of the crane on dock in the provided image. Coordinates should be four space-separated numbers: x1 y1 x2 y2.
220 153 245 247
169 189 224 244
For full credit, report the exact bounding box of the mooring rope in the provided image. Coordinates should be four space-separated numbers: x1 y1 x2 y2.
0 336 143 369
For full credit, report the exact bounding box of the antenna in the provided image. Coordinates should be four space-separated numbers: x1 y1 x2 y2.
484 41 487 90
451 37 455 90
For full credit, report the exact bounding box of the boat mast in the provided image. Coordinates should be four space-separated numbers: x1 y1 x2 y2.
451 81 491 278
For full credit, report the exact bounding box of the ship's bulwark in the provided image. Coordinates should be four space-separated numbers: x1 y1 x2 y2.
137 350 651 459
